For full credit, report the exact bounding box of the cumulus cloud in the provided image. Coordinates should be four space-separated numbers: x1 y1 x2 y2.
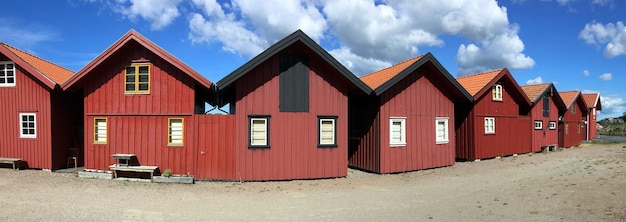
526 76 543 85
592 0 614 6
107 0 183 30
582 70 590 76
599 72 612 80
328 48 392 76
599 95 626 118
579 21 626 58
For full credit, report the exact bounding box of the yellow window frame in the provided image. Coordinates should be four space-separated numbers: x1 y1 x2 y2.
124 63 150 93
94 118 107 144
168 118 184 145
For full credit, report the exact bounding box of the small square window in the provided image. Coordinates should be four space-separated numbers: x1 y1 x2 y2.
548 121 557 130
436 118 449 144
19 113 36 138
125 64 150 94
492 84 503 101
318 116 337 148
484 117 495 134
534 121 543 130
0 61 16 87
249 115 270 148
390 117 406 146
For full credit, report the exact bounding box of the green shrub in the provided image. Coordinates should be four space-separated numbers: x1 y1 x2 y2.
163 169 173 177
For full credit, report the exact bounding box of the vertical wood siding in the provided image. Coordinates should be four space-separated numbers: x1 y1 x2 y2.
587 108 597 140
0 63 53 169
233 51 349 181
195 114 236 180
456 80 531 160
529 95 560 152
348 97 380 172
559 98 587 148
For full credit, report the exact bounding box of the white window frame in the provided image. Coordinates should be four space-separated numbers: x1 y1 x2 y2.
484 117 495 134
389 117 406 146
492 84 503 101
534 121 543 130
168 118 184 145
548 121 557 130
318 116 337 147
19 113 36 138
435 117 449 144
0 61 16 87
249 116 270 148
94 118 108 144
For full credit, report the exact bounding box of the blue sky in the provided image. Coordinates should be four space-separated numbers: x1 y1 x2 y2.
2 0 624 119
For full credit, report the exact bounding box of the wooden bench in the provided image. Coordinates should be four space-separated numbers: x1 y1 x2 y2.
0 158 22 170
111 154 136 167
109 165 159 180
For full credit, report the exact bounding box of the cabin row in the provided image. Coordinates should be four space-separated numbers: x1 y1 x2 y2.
0 29 602 180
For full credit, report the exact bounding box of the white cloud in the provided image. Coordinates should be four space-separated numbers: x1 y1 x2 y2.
592 0 614 6
526 76 543 85
188 13 267 57
599 95 626 118
0 18 59 48
328 48 392 76
582 70 590 76
579 21 626 58
102 0 183 30
599 72 612 80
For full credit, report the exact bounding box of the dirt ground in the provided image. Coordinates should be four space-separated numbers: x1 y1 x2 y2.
0 143 625 222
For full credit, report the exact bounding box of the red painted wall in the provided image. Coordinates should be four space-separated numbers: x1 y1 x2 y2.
195 114 236 180
456 82 531 160
232 51 349 181
0 63 53 169
80 43 200 175
529 95 560 152
559 99 587 148
349 68 456 174
587 108 597 140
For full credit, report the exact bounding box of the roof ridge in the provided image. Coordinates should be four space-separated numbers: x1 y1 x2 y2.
456 68 504 79
1 42 74 73
360 54 425 78
522 82 551 87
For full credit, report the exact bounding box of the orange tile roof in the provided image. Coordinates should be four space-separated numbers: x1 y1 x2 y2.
582 93 599 108
359 55 424 89
559 91 579 108
1 43 74 84
455 69 503 96
520 83 551 102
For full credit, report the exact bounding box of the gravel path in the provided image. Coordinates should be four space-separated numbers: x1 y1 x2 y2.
0 143 624 221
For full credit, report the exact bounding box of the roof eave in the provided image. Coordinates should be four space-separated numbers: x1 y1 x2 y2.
0 44 57 89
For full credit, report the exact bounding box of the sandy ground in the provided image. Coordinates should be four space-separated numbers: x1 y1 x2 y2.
0 143 625 222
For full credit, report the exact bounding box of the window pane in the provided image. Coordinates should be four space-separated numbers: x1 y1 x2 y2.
138 83 149 91
126 67 135 74
28 129 35 135
126 84 135 91
7 78 13 84
23 129 29 134
0 79 4 84
0 64 4 69
6 64 13 69
139 66 149 74
320 119 335 144
28 116 34 121
251 119 267 145
7 71 13 76
126 75 135 83
138 74 149 82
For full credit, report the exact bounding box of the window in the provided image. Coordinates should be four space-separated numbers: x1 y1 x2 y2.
571 104 576 114
168 118 184 145
19 113 36 138
436 118 449 144
565 123 569 135
0 61 16 87
549 121 556 130
94 118 107 143
249 116 270 148
534 121 543 130
542 96 550 117
492 84 503 101
390 118 406 146
577 123 581 134
318 116 337 147
125 64 150 93
484 117 495 134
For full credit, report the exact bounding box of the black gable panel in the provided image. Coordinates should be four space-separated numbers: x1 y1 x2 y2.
279 53 309 112
543 96 550 117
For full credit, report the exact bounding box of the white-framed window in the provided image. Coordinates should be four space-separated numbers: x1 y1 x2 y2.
435 117 449 144
492 84 503 101
249 116 270 148
19 113 36 138
484 117 495 134
534 121 543 130
548 121 557 130
125 63 150 93
0 61 16 87
168 118 184 145
390 117 406 146
94 118 107 143
318 116 337 147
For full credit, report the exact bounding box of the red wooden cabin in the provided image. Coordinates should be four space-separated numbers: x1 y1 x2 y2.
455 69 532 160
62 30 215 176
216 30 371 181
520 83 566 152
349 53 472 173
557 91 588 148
0 43 81 169
582 93 602 140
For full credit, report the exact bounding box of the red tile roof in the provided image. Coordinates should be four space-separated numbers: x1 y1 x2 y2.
359 55 424 89
520 83 551 102
0 43 74 84
455 69 503 96
559 91 580 108
582 93 599 108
